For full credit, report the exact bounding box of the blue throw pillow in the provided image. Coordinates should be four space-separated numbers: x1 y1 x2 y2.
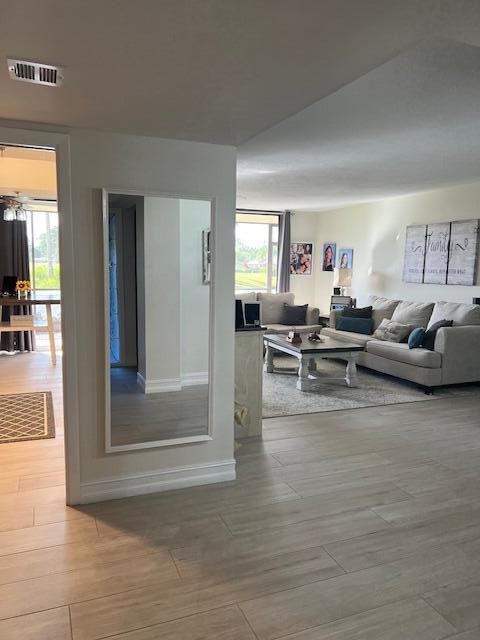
336 316 373 335
408 327 426 349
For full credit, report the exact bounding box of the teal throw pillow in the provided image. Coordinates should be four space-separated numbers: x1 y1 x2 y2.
408 327 426 349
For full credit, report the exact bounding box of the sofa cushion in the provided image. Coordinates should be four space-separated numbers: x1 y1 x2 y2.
423 319 453 350
335 316 373 335
391 301 434 328
281 303 307 326
428 301 480 328
257 292 294 324
373 318 416 343
235 292 257 303
321 326 373 346
369 296 400 330
366 340 442 369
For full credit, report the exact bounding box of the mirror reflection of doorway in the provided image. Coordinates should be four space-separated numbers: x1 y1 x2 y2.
105 192 212 450
109 209 121 364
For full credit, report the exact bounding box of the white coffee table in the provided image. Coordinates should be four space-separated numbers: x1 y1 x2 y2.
263 333 364 391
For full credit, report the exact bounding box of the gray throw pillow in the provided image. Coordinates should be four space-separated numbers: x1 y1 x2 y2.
373 318 416 343
423 319 453 351
281 303 308 326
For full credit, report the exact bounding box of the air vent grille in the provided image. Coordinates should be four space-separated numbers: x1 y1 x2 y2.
7 58 63 86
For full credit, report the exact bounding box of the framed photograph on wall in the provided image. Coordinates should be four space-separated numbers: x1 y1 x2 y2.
322 242 336 272
338 248 353 269
290 242 313 275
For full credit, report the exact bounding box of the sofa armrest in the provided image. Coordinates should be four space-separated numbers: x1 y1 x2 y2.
434 325 480 385
329 309 341 328
306 306 319 325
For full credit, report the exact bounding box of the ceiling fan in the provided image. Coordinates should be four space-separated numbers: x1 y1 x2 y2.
0 192 31 221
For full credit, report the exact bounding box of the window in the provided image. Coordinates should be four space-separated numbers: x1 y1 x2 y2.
27 209 60 292
235 212 279 293
26 208 62 328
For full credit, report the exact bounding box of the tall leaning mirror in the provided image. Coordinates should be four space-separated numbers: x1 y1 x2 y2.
103 190 212 451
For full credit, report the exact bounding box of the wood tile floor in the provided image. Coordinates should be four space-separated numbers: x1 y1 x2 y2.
110 367 208 446
0 350 480 639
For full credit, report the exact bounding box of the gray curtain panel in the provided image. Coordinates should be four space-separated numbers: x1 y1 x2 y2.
277 210 291 293
0 207 35 352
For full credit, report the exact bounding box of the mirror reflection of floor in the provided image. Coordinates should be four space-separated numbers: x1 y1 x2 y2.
110 367 208 446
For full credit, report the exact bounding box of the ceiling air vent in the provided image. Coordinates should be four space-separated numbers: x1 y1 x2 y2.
7 58 64 86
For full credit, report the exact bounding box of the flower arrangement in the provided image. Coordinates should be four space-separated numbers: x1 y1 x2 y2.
15 280 32 298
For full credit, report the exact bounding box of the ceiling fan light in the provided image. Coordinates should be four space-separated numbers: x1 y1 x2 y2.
16 208 27 221
3 206 16 221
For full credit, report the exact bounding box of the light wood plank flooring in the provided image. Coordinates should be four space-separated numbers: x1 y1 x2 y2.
0 349 479 639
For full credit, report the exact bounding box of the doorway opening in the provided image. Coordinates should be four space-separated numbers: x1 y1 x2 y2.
0 144 66 511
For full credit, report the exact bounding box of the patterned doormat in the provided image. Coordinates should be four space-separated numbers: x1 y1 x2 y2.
0 392 55 444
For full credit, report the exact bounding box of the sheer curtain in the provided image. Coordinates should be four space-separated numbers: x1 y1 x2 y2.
277 210 291 293
0 208 34 352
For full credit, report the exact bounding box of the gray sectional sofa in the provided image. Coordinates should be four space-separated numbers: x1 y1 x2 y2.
322 297 480 389
236 292 322 335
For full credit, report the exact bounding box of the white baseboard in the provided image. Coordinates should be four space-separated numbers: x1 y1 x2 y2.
79 459 236 503
137 372 181 393
181 371 209 387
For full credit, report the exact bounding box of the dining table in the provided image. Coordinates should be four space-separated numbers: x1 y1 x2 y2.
0 293 61 365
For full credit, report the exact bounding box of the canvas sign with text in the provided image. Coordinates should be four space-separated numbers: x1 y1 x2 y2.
403 224 426 283
424 222 450 284
403 218 479 286
447 219 479 285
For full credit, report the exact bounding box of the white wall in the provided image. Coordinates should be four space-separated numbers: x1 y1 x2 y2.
71 131 235 496
292 181 480 314
180 199 211 381
136 196 211 391
138 197 181 390
0 122 236 500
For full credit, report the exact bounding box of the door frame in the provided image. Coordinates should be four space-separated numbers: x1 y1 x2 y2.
0 125 81 504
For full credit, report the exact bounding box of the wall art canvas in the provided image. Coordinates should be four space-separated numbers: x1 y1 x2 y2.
338 248 353 269
403 225 426 283
322 242 336 272
423 222 450 284
447 219 479 285
290 242 313 275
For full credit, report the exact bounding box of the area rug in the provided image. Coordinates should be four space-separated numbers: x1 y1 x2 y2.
0 392 55 443
263 355 478 418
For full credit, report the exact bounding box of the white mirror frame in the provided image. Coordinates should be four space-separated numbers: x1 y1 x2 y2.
102 188 215 453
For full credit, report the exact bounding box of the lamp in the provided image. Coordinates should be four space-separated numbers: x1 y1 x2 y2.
3 205 16 221
15 205 27 221
1 194 31 221
333 267 352 294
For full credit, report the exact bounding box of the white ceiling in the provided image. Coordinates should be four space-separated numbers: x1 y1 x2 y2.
2 1 480 211
0 0 449 145
0 144 57 199
238 6 480 211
